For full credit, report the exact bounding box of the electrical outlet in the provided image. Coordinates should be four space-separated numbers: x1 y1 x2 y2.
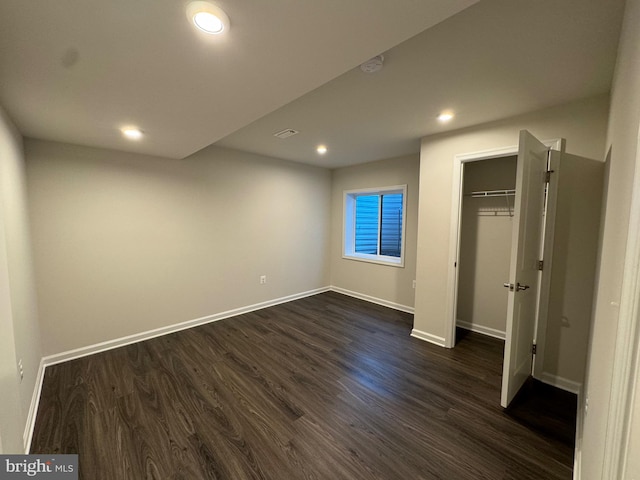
260 275 267 285
412 280 416 289
18 358 24 382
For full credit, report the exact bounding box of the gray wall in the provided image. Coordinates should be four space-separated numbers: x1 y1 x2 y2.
6 52 638 473
456 156 516 337
414 95 610 346
0 107 42 453
26 140 331 356
581 0 640 475
330 154 419 310
541 154 603 392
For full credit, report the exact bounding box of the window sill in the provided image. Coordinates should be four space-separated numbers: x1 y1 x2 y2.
342 253 404 268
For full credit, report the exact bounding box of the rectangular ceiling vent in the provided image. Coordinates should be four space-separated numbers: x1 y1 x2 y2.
273 128 299 139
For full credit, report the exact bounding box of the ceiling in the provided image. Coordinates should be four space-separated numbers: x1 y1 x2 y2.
0 0 626 169
219 0 626 167
0 0 476 160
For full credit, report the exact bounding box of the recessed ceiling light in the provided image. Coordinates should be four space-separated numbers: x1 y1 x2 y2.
121 127 143 140
437 112 454 123
316 145 328 155
187 1 229 35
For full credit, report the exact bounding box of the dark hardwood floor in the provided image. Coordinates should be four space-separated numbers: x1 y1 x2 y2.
31 292 575 479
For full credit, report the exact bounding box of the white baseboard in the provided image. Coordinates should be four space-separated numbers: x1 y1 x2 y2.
42 286 410 369
23 358 46 453
330 286 414 314
538 371 582 395
410 328 446 347
28 285 415 450
457 320 506 340
24 287 331 453
42 287 330 368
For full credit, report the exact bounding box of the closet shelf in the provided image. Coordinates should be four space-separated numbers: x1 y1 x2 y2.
465 189 516 198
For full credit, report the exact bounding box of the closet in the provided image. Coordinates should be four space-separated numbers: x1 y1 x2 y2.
456 156 517 340
448 131 604 408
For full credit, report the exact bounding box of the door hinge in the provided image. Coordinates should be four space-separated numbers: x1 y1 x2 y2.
532 344 537 355
544 170 554 183
537 260 544 271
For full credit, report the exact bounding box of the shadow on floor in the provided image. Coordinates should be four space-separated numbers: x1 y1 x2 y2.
506 377 577 449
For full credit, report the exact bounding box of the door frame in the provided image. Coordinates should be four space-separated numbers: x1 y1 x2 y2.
444 138 564 349
531 149 561 379
602 127 640 478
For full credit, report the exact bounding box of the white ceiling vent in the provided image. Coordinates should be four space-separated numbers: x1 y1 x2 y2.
360 55 384 73
273 128 299 139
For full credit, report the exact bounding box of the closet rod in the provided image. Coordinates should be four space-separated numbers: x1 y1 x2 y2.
466 189 516 198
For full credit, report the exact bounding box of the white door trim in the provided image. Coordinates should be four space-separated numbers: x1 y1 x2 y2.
445 139 563 349
532 150 561 379
601 125 640 479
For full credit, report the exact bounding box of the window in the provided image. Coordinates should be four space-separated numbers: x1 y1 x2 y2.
343 185 407 266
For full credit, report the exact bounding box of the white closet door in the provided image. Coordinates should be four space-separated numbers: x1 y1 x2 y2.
500 130 548 408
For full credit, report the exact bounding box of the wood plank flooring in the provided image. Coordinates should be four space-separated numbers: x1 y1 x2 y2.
31 292 575 479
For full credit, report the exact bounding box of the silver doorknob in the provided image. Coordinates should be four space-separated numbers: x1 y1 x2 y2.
516 283 530 291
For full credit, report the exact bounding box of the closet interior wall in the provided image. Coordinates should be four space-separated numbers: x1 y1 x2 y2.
540 153 604 387
457 156 517 339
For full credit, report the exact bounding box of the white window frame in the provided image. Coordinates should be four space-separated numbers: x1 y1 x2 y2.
343 185 407 267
